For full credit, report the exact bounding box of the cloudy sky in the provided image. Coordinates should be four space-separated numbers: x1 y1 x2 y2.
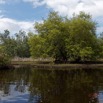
0 0 103 34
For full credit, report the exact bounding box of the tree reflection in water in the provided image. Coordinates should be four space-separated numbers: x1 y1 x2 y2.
0 67 102 103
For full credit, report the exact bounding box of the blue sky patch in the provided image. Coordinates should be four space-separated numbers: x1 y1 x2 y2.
0 0 103 34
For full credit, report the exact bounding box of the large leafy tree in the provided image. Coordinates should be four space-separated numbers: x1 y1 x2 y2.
29 11 70 62
66 12 101 61
29 11 101 62
28 34 47 58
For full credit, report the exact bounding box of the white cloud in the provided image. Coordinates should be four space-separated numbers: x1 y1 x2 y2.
23 0 45 7
23 0 103 17
22 0 103 33
0 0 103 33
1 0 103 17
0 0 21 4
0 0 6 4
0 18 35 34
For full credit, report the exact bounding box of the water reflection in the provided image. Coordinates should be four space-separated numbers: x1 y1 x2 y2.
0 67 103 103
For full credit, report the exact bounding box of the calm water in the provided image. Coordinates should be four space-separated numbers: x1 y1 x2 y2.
0 67 103 103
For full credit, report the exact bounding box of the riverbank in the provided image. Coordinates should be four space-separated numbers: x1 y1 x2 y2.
11 61 103 69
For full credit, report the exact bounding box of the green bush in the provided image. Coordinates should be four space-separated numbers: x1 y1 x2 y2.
0 54 10 66
0 47 10 66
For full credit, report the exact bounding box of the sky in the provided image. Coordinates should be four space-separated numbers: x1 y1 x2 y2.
0 0 103 35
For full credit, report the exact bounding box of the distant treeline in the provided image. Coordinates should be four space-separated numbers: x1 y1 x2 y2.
0 30 30 58
1 11 103 63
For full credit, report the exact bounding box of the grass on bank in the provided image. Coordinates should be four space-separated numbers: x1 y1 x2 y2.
10 57 103 69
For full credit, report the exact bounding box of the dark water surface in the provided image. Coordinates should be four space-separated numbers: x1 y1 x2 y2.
0 67 103 103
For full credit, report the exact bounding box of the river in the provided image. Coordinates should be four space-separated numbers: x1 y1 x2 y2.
0 67 103 103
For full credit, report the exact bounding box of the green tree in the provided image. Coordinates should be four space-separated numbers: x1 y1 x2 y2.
0 46 10 66
0 30 30 58
29 11 101 62
15 30 30 57
0 30 16 57
29 11 70 62
28 34 47 58
66 12 100 61
97 32 103 58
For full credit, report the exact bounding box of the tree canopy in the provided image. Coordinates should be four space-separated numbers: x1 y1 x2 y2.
28 11 102 62
0 11 103 63
0 30 30 58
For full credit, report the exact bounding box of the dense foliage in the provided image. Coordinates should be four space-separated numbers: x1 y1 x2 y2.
0 30 30 58
0 11 103 64
0 46 10 66
0 30 30 65
29 11 102 62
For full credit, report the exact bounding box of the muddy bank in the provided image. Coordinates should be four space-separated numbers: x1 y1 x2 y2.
12 63 103 69
1 60 103 69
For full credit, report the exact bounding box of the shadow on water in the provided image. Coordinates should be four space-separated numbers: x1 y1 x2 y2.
0 67 103 103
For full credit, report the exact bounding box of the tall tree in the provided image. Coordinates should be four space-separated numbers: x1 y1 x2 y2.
66 12 100 61
28 11 101 62
29 11 70 62
15 30 30 57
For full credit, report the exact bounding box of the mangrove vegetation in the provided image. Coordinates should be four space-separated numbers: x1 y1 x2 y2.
1 11 103 65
